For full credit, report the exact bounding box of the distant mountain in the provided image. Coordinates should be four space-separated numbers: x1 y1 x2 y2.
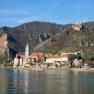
0 21 94 61
0 21 67 58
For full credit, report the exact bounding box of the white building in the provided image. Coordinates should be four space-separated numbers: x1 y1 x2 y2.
46 56 69 64
13 43 30 68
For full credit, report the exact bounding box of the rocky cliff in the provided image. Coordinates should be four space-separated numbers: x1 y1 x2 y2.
0 30 9 63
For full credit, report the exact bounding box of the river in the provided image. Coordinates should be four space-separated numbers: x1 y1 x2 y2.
0 68 94 94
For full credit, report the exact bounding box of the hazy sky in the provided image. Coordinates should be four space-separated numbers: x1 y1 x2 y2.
0 0 94 27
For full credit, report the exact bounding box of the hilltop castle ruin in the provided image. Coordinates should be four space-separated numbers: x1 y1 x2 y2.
72 22 82 31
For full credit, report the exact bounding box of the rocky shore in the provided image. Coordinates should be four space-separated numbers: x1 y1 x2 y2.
1 65 94 73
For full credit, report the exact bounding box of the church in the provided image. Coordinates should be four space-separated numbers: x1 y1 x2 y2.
13 44 31 68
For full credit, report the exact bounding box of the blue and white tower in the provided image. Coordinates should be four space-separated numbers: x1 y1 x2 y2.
23 44 29 66
25 44 29 58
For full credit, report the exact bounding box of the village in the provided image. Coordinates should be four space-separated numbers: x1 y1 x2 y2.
12 43 89 70
0 22 91 70
12 22 90 70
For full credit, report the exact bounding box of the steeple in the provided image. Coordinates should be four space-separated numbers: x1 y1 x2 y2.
25 43 29 58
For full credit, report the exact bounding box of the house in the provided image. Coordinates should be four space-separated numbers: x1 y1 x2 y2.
30 52 44 61
46 54 69 64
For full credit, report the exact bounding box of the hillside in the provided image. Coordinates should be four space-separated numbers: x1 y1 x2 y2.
0 21 94 60
34 22 94 59
0 21 66 58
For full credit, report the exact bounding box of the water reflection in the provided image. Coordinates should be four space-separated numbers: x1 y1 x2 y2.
0 70 7 94
0 69 94 94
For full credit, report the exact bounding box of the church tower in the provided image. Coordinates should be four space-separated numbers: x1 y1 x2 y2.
23 43 29 66
25 43 29 58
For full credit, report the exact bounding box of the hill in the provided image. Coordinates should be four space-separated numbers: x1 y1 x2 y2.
0 21 94 61
0 21 66 58
34 22 94 59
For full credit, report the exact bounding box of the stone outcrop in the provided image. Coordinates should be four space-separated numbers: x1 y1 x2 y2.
0 30 9 63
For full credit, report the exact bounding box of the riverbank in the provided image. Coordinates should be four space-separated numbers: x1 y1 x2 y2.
1 66 94 72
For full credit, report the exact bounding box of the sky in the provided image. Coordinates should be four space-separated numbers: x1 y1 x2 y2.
0 0 94 27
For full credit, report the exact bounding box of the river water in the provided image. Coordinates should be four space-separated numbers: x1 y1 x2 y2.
0 69 94 94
